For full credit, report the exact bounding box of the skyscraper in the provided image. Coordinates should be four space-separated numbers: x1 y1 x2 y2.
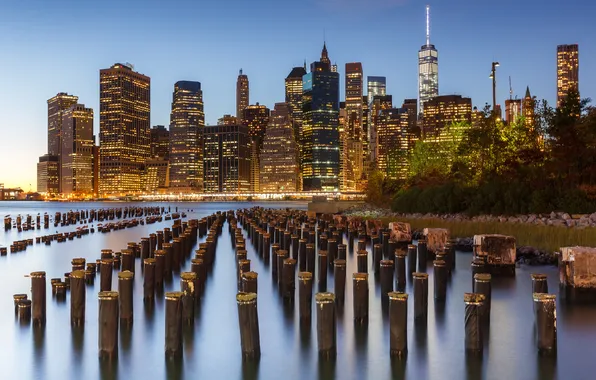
47 92 78 192
150 125 170 159
37 154 59 194
367 76 386 104
418 5 439 115
302 44 340 192
61 104 94 195
169 81 205 191
423 95 472 137
99 63 150 194
523 86 535 129
243 103 270 193
236 69 249 120
260 103 299 193
203 124 251 193
377 108 413 180
505 99 522 124
557 44 579 108
343 63 365 191
285 66 308 141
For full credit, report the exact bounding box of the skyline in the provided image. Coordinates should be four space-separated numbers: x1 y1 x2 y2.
1 0 594 190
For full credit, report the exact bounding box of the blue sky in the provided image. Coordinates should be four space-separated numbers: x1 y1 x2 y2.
0 0 594 190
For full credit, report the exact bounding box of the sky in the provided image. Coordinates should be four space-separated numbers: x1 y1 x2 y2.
0 0 594 190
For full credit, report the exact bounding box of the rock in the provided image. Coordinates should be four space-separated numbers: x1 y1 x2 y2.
388 222 412 242
527 214 536 223
516 246 557 266
590 212 596 223
423 228 449 253
550 211 557 219
562 213 571 220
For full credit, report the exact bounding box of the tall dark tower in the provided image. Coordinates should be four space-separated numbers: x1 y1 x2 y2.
302 44 340 191
236 69 249 120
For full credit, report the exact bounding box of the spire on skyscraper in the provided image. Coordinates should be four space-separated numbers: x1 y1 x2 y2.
426 5 431 46
525 86 532 99
321 42 330 65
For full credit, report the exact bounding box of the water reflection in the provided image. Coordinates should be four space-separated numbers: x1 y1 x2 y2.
99 358 118 380
390 356 407 380
241 358 260 380
317 357 336 380
537 353 557 380
165 356 184 380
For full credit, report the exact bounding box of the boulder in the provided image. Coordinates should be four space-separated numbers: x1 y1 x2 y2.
473 234 516 265
388 222 412 242
423 228 449 253
560 247 596 288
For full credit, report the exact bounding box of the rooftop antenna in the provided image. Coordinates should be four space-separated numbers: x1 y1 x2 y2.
426 5 430 46
509 76 513 100
239 68 243 75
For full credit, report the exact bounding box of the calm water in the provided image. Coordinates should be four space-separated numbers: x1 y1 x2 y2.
0 201 595 380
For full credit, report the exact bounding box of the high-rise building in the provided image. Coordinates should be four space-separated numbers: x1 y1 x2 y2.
99 63 150 194
37 154 59 194
418 5 439 115
377 108 413 180
285 66 307 141
143 159 169 192
505 99 522 124
423 95 472 137
370 95 393 165
320 43 331 69
402 99 419 134
557 44 579 108
302 45 340 192
260 103 299 193
523 86 535 129
169 81 205 191
47 92 79 192
150 125 170 159
344 62 365 191
236 69 249 120
61 104 94 195
367 76 387 103
203 124 251 193
243 103 270 193
92 144 99 197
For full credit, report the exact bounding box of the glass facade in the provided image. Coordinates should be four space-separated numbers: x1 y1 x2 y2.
418 44 439 115
47 92 78 192
260 103 299 192
377 108 413 180
99 63 151 195
37 154 59 194
369 95 393 165
301 65 340 191
203 124 251 193
367 76 386 104
150 125 170 159
557 44 579 108
61 104 94 195
243 104 270 193
169 81 204 191
422 95 472 138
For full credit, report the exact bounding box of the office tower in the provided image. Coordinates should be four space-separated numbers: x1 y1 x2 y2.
402 99 419 132
99 63 150 194
260 103 299 192
236 69 249 120
505 99 522 124
47 92 79 192
143 159 170 192
37 154 59 194
61 104 94 194
320 43 331 69
203 124 251 193
367 76 387 103
423 95 472 138
218 115 239 126
369 95 393 165
150 125 170 159
339 102 347 191
243 103 270 193
343 62 365 190
557 44 579 108
302 44 340 192
377 108 413 180
418 5 439 115
169 81 205 191
285 66 308 141
522 86 535 129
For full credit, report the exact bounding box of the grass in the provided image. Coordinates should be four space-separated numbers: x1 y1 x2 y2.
382 217 596 253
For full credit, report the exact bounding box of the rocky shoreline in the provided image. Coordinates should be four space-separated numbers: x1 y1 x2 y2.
343 203 596 229
344 204 562 266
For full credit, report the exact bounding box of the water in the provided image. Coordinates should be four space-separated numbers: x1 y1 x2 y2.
0 201 595 380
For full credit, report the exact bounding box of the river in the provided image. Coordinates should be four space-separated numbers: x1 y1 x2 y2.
0 201 594 380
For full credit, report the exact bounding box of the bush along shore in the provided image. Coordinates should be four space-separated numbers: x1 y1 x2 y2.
342 204 594 266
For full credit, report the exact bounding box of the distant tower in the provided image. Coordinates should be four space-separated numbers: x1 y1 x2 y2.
557 44 579 108
418 5 439 116
236 69 249 120
523 86 535 129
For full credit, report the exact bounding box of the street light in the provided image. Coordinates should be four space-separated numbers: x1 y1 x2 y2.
490 61 500 112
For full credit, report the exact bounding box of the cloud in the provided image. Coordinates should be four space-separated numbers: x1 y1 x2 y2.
313 0 409 11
